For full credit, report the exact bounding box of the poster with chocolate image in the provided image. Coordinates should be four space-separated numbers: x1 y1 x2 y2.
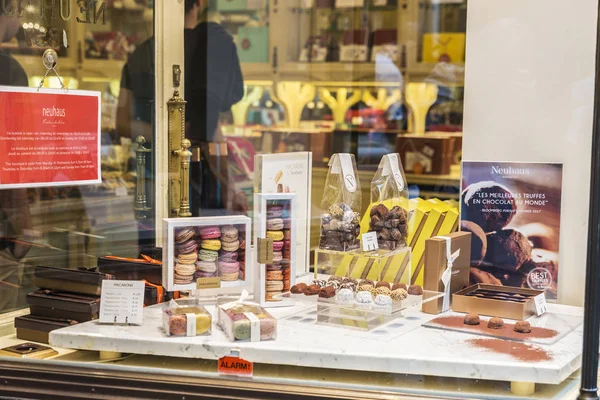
460 162 563 299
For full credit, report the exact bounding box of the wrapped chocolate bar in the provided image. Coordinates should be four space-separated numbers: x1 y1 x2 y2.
217 290 277 342
319 153 362 252
162 301 212 337
368 153 409 250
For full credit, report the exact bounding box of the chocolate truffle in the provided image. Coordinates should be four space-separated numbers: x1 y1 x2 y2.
463 313 480 325
484 229 532 272
370 203 389 218
360 279 374 287
337 288 354 303
342 277 358 285
407 285 423 295
357 284 373 292
461 181 517 232
392 282 407 291
391 288 408 301
514 320 532 333
487 317 504 329
374 294 393 307
326 280 340 290
304 284 320 296
460 220 487 267
341 282 356 291
290 283 307 294
328 275 343 282
356 291 373 304
319 286 336 299
376 281 390 289
312 279 327 288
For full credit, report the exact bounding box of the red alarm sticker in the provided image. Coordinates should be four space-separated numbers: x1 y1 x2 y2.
218 355 253 377
0 87 101 189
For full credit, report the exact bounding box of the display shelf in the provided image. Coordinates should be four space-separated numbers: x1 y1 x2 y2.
279 62 404 83
50 303 583 385
241 63 273 80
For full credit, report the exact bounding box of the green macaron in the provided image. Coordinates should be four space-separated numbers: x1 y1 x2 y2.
198 249 218 262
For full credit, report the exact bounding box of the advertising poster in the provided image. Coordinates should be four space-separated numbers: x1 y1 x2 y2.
0 87 101 189
460 161 563 299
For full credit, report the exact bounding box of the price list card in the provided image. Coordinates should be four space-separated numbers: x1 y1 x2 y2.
99 280 145 325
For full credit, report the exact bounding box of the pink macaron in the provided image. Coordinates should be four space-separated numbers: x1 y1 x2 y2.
272 241 284 251
176 239 198 254
220 250 238 262
284 240 291 250
267 205 283 219
219 261 240 274
199 226 221 239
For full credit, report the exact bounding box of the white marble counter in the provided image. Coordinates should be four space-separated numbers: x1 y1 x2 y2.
49 303 584 385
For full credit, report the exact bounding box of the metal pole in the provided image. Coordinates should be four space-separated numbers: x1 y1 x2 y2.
579 3 600 399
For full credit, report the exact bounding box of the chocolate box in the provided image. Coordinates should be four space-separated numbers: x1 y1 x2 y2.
396 133 460 175
422 232 471 314
452 283 544 320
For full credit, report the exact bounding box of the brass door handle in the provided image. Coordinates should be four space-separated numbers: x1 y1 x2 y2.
174 139 192 217
134 136 152 220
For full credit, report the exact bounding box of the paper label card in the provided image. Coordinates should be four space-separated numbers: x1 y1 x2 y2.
99 280 144 325
534 293 547 316
362 232 379 252
218 355 253 377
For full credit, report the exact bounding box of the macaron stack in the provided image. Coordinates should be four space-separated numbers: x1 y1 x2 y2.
196 226 221 280
174 227 198 285
265 204 285 301
219 226 241 281
238 234 246 280
281 204 292 293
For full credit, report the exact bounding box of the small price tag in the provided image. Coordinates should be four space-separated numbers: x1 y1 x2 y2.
534 293 547 316
218 354 253 377
99 280 144 325
257 238 273 264
361 232 379 252
196 277 221 290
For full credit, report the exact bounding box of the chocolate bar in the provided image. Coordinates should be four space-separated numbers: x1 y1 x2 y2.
34 266 114 296
27 290 100 322
15 315 78 344
98 256 162 286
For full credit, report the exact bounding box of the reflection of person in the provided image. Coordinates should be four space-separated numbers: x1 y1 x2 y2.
117 0 245 216
0 0 33 312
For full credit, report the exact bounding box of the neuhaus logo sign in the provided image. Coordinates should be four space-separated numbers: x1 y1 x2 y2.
491 165 531 175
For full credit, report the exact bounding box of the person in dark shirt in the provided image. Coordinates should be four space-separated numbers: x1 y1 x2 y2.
118 0 244 215
118 0 244 144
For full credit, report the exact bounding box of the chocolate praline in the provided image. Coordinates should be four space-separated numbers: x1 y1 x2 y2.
319 286 336 299
290 283 307 294
408 285 423 295
304 284 320 296
487 317 504 329
514 320 532 333
463 313 480 325
376 281 390 289
392 282 407 291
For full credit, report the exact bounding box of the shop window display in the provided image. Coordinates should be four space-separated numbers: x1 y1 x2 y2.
0 1 597 399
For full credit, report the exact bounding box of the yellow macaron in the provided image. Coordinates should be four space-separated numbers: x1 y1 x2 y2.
201 239 222 251
266 231 284 241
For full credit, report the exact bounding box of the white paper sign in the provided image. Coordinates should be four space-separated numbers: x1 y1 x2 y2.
362 232 379 252
99 280 144 325
534 293 547 316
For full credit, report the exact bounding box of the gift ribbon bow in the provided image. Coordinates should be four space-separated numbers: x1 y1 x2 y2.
433 236 460 312
221 289 253 311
